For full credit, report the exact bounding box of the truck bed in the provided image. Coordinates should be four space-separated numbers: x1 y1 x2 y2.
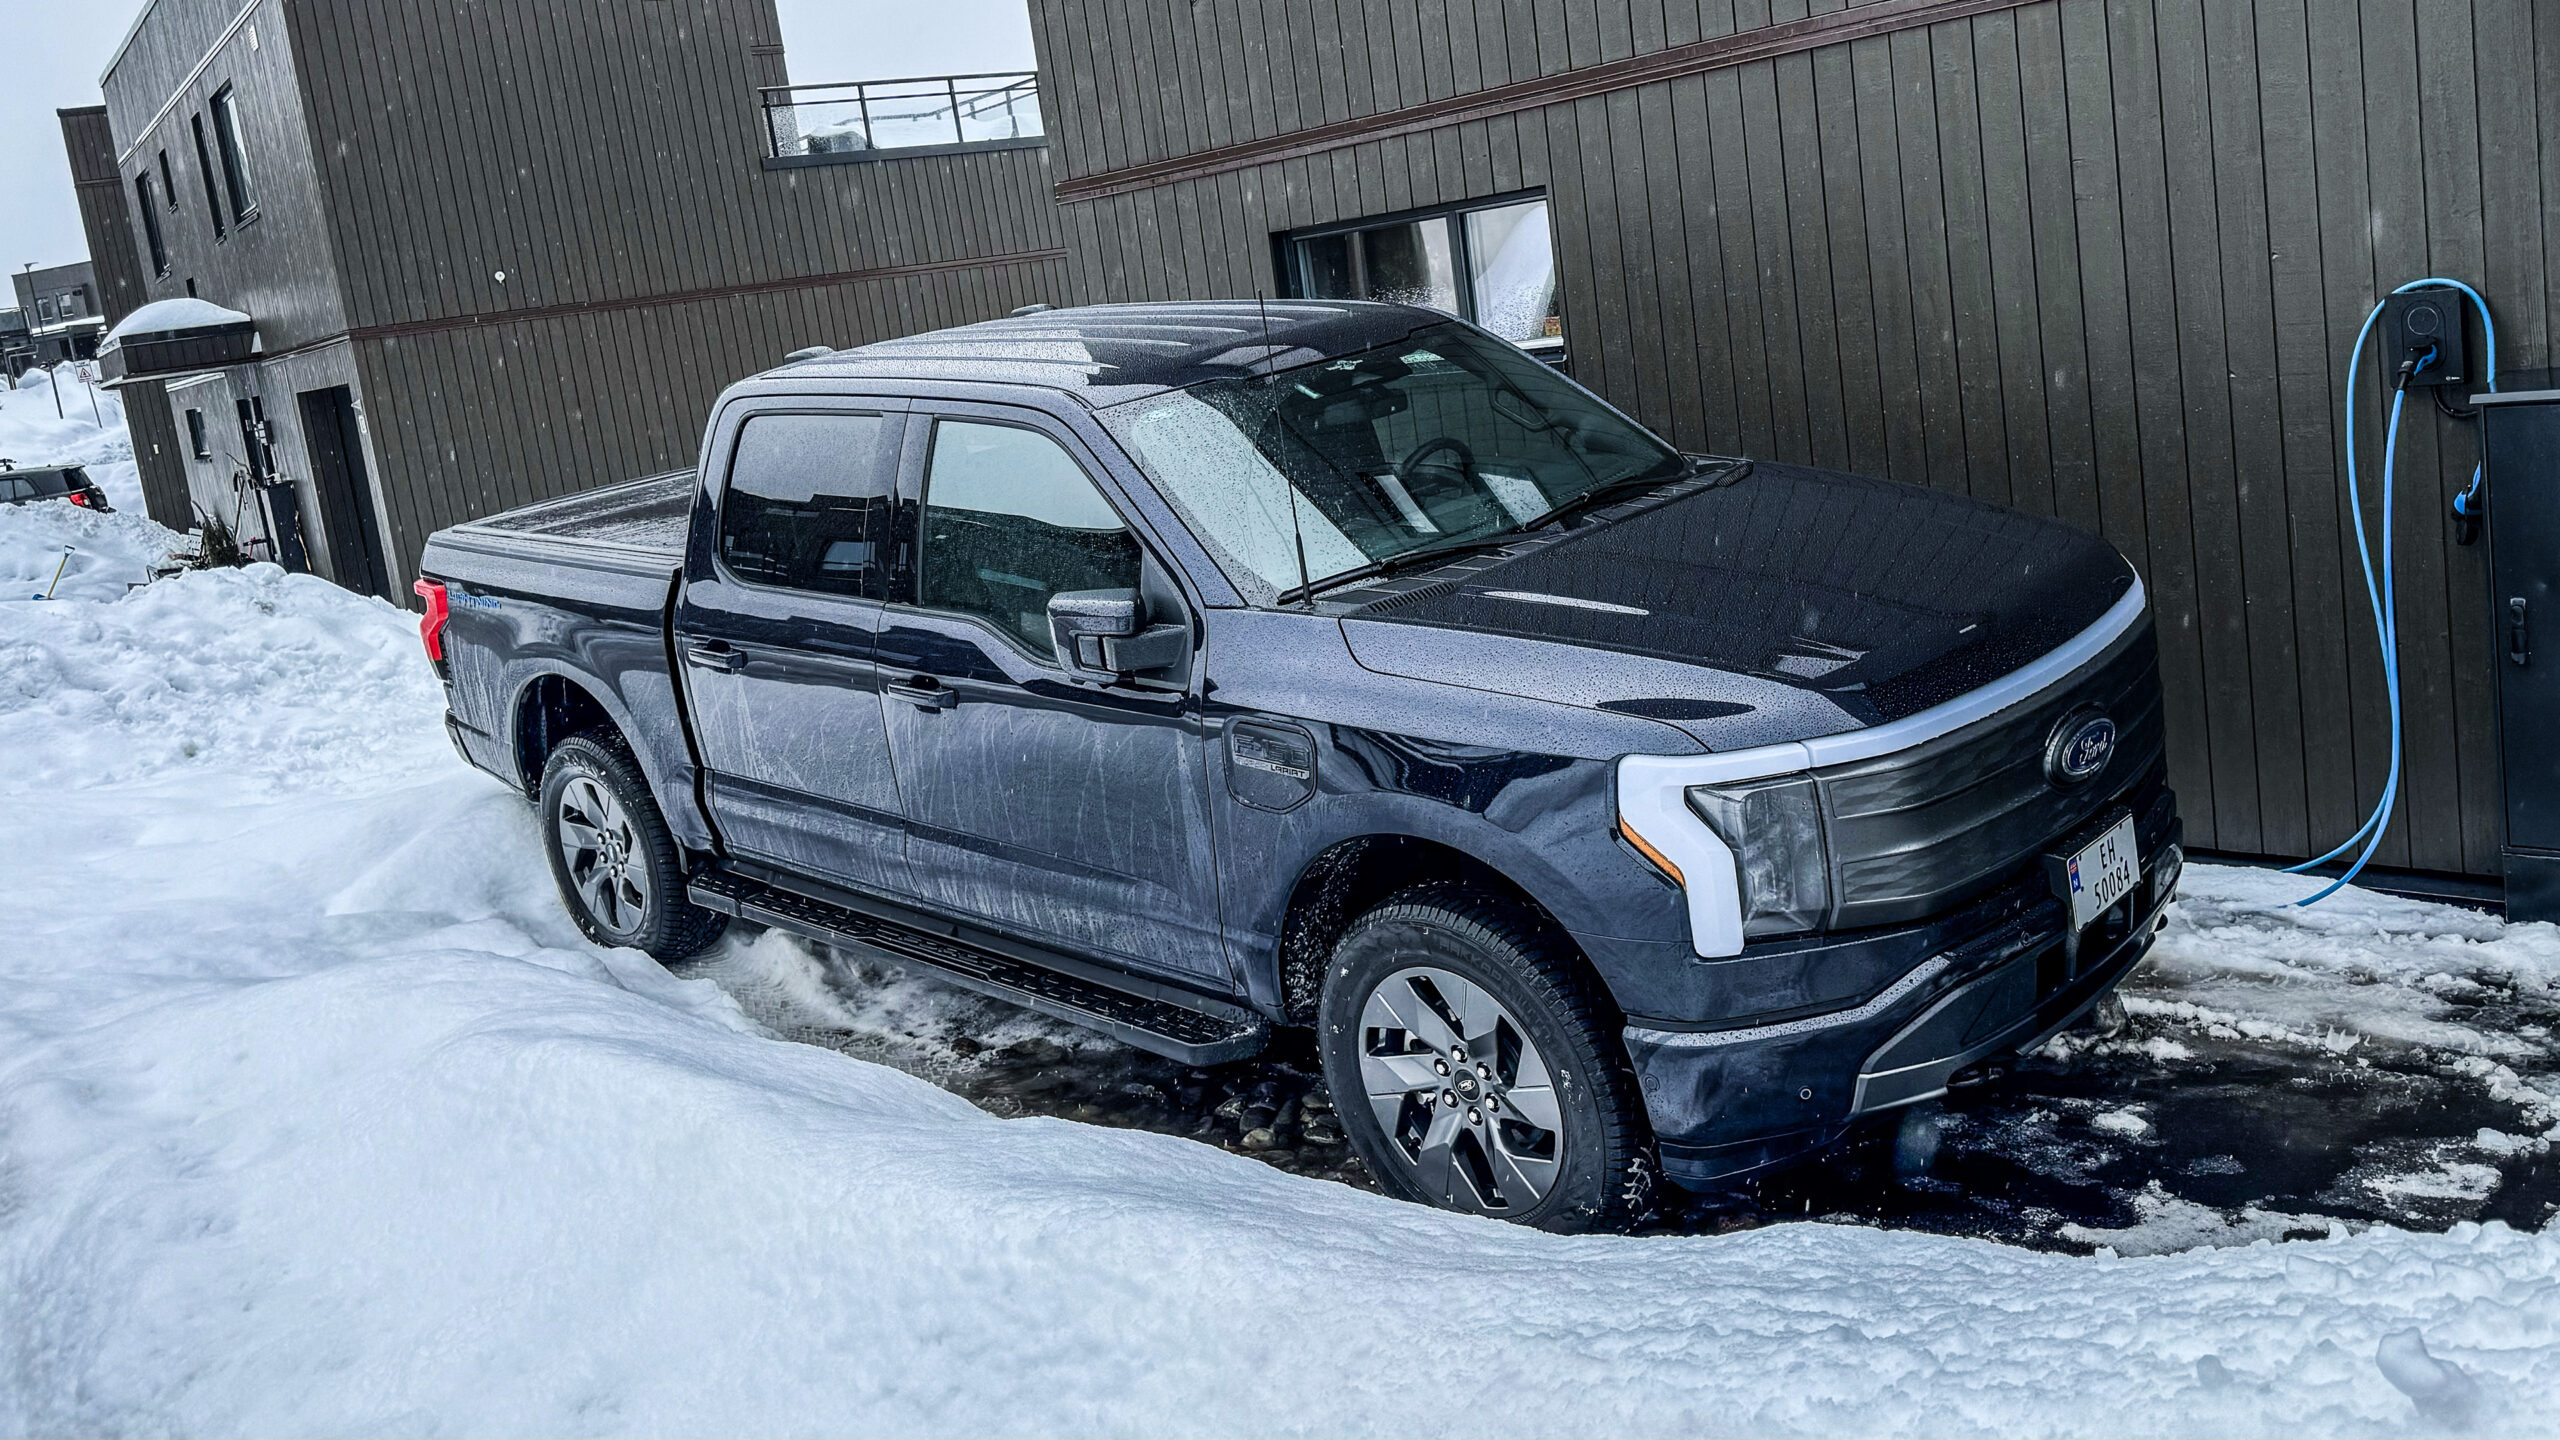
462 470 693 553
418 470 693 614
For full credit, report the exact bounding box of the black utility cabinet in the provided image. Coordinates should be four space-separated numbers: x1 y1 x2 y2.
2479 369 2560 920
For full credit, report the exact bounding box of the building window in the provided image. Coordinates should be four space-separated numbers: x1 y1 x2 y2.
186 409 211 459
156 149 177 211
36 299 55 322
192 115 227 238
136 172 169 274
211 86 257 223
1286 194 1564 359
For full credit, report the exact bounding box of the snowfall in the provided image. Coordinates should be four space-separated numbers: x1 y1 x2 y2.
3 366 2559 1436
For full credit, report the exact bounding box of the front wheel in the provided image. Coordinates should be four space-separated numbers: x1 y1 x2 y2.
539 732 727 960
1317 884 1655 1232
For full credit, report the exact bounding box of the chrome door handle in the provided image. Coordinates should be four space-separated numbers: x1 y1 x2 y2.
885 675 956 711
684 640 746 673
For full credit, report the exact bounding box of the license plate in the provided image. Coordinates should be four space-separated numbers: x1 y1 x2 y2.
2060 816 2141 930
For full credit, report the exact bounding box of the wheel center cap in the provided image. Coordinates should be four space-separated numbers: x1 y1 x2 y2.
1454 1071 1482 1101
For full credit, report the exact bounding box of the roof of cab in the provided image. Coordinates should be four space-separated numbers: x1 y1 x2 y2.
758 299 1452 407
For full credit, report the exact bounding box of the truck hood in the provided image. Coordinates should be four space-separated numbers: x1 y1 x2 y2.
1337 461 2138 751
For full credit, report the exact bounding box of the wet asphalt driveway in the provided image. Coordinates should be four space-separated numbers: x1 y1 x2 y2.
678 867 2560 1254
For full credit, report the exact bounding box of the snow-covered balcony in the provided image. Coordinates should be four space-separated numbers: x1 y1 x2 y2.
95 297 258 388
759 70 1044 167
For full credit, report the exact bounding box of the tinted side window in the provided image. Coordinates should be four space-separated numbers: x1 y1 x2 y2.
919 421 1140 658
718 412 892 596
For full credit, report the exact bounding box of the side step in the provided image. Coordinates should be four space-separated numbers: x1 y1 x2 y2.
687 867 1270 1065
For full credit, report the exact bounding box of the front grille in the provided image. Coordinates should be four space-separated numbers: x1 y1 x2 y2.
1816 622 2166 929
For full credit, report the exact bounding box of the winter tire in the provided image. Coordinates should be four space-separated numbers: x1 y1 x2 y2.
1317 883 1655 1232
539 732 727 960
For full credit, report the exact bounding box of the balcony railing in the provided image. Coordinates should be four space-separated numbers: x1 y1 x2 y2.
761 71 1044 162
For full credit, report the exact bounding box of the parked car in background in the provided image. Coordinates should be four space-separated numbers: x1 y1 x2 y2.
415 301 2182 1232
0 462 114 511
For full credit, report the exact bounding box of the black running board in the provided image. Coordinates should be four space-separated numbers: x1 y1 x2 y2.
687 866 1270 1064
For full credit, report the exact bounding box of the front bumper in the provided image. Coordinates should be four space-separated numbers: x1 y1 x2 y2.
1626 795 2184 1191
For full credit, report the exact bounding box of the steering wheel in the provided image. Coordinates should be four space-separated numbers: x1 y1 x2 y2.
1398 436 1478 481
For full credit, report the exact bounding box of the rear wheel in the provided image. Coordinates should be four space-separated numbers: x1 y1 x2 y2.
1317 884 1655 1232
539 733 727 960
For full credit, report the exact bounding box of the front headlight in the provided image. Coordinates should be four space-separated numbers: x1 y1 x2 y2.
1686 776 1830 937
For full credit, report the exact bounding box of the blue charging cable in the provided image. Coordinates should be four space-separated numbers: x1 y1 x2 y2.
2290 278 2496 905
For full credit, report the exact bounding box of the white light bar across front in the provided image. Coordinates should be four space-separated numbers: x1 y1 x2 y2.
1615 578 2148 959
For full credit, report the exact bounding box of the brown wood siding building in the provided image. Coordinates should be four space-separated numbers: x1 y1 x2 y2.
93 0 1065 591
1026 0 2558 881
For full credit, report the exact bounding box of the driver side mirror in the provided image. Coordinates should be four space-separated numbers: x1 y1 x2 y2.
1049 589 1189 683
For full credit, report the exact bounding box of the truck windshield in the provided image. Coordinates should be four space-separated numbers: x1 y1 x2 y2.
1099 322 1685 604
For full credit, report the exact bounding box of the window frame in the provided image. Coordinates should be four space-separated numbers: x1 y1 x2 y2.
706 403 903 602
136 171 169 275
1280 189 1564 360
156 149 177 211
190 114 227 239
186 408 211 460
895 408 1163 670
210 85 258 224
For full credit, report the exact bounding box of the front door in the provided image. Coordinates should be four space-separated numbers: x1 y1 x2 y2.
675 402 911 896
875 410 1228 985
298 386 392 598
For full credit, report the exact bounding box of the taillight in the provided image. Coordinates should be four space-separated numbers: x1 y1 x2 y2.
67 491 94 509
413 577 450 662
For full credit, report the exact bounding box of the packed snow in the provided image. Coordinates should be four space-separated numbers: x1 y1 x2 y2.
3 400 2559 1434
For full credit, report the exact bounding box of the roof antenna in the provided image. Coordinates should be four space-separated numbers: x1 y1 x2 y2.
1259 290 1315 609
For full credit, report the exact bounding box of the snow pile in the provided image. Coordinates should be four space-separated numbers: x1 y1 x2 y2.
1 364 147 513
4 496 2560 1433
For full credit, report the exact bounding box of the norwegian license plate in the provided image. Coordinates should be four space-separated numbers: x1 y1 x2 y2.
2059 816 2141 929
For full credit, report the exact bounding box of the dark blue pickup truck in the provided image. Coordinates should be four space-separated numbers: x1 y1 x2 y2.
417 300 2181 1230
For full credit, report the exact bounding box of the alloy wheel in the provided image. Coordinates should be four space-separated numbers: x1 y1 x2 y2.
556 774 651 935
1356 965 1563 1214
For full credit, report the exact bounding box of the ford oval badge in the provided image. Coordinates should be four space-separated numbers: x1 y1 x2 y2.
2046 711 2117 787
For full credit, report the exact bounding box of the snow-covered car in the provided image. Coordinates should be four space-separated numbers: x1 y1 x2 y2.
0 462 114 512
415 300 2183 1230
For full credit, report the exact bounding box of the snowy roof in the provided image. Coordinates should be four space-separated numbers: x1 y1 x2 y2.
105 297 254 343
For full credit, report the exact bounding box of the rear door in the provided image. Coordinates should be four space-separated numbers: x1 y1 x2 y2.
674 397 913 896
874 406 1229 985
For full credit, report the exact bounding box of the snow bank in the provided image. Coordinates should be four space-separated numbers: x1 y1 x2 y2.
3 495 2559 1435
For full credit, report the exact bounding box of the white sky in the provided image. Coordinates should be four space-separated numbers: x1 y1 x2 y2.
0 1 1035 285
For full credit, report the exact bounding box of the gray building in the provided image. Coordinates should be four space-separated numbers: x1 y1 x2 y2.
81 0 1063 594
1021 0 2557 886
7 261 107 370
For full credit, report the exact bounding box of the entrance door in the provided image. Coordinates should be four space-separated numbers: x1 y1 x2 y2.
675 402 912 897
876 410 1227 984
297 386 391 597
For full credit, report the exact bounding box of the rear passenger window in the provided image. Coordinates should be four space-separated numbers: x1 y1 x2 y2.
718 412 891 596
919 421 1140 659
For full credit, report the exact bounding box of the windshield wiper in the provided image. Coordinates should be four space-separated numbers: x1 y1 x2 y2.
1530 457 1725 531
1275 530 1528 607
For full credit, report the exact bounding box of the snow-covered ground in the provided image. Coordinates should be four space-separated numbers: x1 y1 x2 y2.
4 401 2559 1434
2 364 144 511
